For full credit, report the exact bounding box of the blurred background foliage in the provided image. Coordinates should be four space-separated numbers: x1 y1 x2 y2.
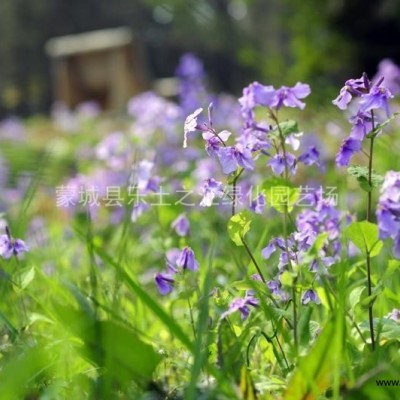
0 0 399 116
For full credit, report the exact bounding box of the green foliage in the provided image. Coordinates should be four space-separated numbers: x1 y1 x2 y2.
227 210 253 246
347 165 384 192
263 177 300 213
344 221 383 258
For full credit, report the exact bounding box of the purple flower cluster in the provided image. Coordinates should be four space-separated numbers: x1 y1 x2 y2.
376 171 400 258
184 104 254 175
333 74 394 166
259 190 347 304
155 246 199 295
176 53 208 115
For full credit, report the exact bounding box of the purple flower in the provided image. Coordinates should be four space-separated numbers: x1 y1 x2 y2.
221 291 259 320
131 202 150 222
215 144 254 175
298 146 324 171
215 147 237 174
374 59 400 96
176 247 199 271
386 308 400 322
250 193 266 214
270 82 311 110
377 171 400 258
0 228 29 259
268 152 297 175
183 108 203 148
349 111 373 140
199 178 224 207
332 76 366 110
249 82 275 107
335 137 362 167
202 129 231 156
171 213 190 237
359 84 393 117
301 289 321 305
155 273 175 295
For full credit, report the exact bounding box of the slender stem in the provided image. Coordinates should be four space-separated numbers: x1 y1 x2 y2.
272 111 298 355
240 236 267 284
231 168 244 216
187 297 197 341
366 110 376 351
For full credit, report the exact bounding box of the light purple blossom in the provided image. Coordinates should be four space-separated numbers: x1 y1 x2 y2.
270 82 311 110
215 144 254 175
250 193 266 214
376 170 400 258
332 76 366 110
268 152 297 175
0 228 29 259
386 308 400 322
155 273 175 295
374 59 400 95
171 213 190 237
199 178 224 207
176 247 199 271
349 111 373 141
249 82 275 107
301 289 321 305
221 291 259 320
335 137 362 167
298 146 324 171
359 85 393 117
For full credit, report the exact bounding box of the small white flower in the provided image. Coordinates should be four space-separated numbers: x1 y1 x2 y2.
183 108 203 148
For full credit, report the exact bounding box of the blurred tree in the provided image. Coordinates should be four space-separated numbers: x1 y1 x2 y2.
0 0 399 116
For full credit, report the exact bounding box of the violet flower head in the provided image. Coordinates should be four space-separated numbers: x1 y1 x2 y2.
176 246 199 271
268 152 297 176
335 137 362 167
301 289 321 305
155 272 175 295
221 291 259 320
359 84 393 117
374 59 400 95
171 213 190 237
298 146 324 171
271 82 311 110
332 76 366 110
250 193 266 214
215 144 254 175
249 82 275 107
386 308 400 322
349 111 373 141
0 227 29 259
376 170 400 258
199 178 224 207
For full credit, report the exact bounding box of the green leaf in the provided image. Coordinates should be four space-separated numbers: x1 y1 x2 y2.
278 120 300 137
53 304 162 388
349 287 365 312
344 221 383 257
227 210 253 246
262 178 300 213
14 266 35 290
366 112 400 139
217 319 245 381
284 316 343 400
347 165 384 192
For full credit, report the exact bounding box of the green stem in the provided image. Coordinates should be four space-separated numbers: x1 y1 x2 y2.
366 111 376 351
273 111 298 355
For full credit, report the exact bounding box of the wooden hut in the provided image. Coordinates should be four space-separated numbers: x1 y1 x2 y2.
45 27 149 111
